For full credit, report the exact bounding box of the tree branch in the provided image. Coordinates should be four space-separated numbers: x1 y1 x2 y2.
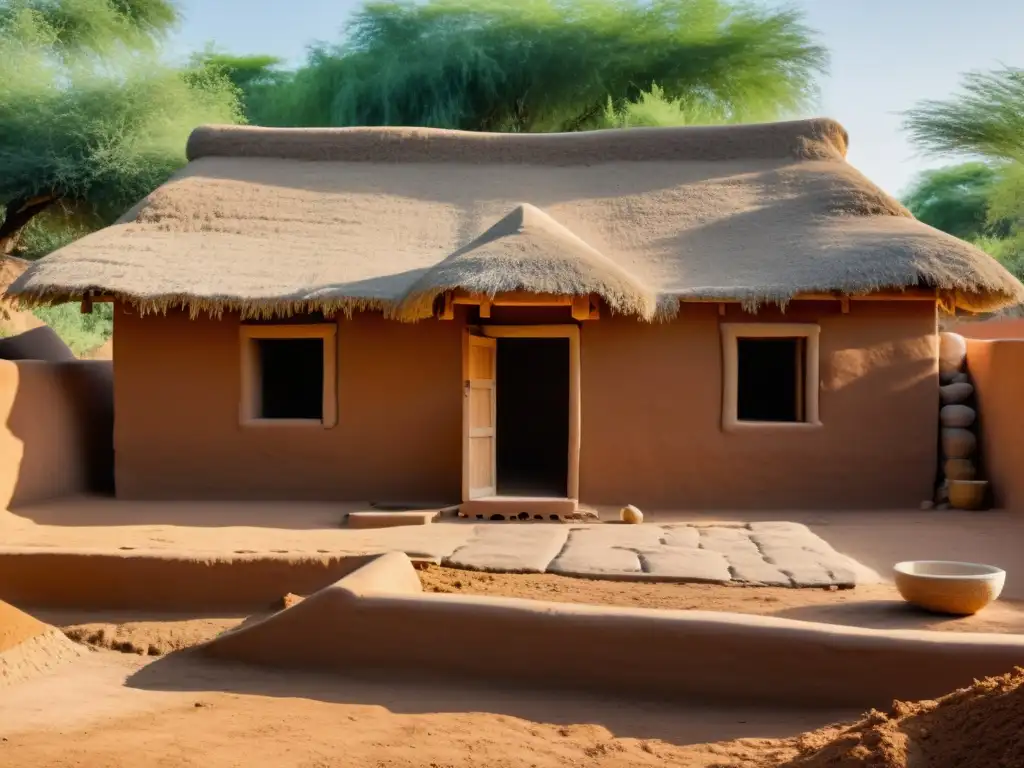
0 194 61 255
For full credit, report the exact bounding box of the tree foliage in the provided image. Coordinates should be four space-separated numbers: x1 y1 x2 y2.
245 0 827 131
0 0 179 52
189 48 290 123
904 66 1024 282
904 67 1024 162
0 0 243 256
902 163 1009 241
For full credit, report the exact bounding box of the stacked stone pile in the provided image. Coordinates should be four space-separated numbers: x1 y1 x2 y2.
933 332 981 509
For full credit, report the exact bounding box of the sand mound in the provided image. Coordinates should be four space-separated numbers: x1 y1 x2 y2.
1 600 85 687
781 668 1024 768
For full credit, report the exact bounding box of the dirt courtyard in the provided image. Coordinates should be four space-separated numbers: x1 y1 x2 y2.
1 649 857 768
5 567 1024 767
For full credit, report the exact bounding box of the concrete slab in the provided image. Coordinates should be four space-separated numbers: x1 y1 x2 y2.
697 526 752 541
548 544 643 576
660 526 700 548
566 526 666 547
697 530 761 555
726 555 793 586
442 525 569 573
638 547 731 582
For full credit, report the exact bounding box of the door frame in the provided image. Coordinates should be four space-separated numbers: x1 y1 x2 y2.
464 325 581 500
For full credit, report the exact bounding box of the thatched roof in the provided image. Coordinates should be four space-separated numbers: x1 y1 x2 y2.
8 119 1024 319
398 203 658 320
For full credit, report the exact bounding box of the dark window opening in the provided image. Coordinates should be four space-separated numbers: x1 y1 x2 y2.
496 338 569 496
257 338 324 420
736 337 805 422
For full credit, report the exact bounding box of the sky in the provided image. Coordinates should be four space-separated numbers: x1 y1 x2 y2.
170 0 1024 197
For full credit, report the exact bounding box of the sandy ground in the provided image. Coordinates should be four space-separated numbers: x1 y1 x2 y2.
38 610 248 655
6 568 1024 767
7 648 1019 767
0 649 855 767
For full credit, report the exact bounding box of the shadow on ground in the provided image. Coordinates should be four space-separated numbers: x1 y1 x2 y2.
773 600 982 630
124 650 854 748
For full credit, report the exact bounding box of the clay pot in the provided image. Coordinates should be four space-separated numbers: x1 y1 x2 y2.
948 479 988 511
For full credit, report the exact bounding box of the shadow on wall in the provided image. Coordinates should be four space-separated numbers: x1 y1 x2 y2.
967 339 1024 513
0 327 114 508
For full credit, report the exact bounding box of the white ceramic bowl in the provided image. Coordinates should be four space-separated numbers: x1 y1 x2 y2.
893 560 1006 615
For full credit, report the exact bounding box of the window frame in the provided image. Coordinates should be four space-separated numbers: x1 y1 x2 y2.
239 324 338 428
720 322 821 432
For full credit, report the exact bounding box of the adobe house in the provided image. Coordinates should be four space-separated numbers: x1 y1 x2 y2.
9 120 1024 514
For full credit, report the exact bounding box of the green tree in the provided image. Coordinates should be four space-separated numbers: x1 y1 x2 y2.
189 49 291 123
0 0 243 256
902 163 1009 241
245 0 827 131
904 67 1024 280
904 67 1024 162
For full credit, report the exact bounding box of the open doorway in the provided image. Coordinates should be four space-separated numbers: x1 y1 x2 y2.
495 337 569 496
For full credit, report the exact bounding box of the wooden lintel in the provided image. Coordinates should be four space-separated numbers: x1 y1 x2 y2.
493 295 572 307
439 293 455 320
80 296 93 314
571 295 591 321
452 289 573 308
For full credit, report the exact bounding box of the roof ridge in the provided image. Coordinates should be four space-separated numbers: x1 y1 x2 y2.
185 119 850 166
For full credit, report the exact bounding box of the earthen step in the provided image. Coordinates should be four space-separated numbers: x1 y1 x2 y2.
346 510 440 529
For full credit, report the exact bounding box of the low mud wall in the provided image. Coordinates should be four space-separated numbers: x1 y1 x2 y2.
202 553 1024 709
967 339 1024 512
0 360 113 508
947 317 1024 340
0 551 377 611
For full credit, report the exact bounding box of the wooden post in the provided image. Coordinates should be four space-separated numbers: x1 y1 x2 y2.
571 295 591 321
439 293 455 320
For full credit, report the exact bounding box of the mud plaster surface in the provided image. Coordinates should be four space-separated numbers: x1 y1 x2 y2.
38 570 1024 661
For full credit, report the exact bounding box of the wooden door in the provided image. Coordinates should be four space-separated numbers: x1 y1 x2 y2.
464 333 497 500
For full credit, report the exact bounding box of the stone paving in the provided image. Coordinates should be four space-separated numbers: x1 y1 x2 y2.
442 521 863 587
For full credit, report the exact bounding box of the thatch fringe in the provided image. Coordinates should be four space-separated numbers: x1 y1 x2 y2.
6 290 395 322
15 282 1018 324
